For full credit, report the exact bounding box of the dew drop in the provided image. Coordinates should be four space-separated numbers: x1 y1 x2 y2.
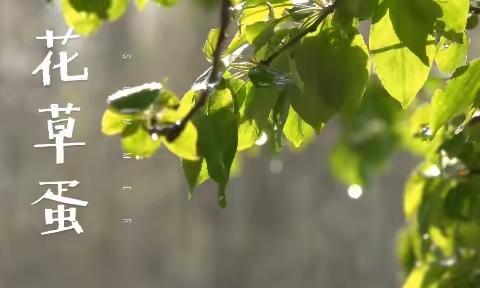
255 132 268 146
420 126 434 141
347 184 363 199
423 165 441 177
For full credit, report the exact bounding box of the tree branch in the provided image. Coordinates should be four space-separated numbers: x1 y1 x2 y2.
261 1 338 66
150 0 231 142
471 4 480 15
150 0 338 141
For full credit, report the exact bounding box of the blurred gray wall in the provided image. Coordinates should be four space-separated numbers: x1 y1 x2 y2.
2 1 477 287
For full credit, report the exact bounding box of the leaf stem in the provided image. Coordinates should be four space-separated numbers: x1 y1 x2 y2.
471 5 480 14
150 0 337 141
260 0 338 66
150 0 231 141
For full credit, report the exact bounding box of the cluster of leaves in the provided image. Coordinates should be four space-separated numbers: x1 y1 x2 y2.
59 0 216 35
60 0 480 285
396 61 480 286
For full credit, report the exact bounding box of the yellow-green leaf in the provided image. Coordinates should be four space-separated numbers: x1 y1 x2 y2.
182 158 209 195
135 0 149 10
370 0 437 108
60 0 128 35
433 0 469 35
162 122 199 161
403 172 425 219
435 32 469 74
283 106 314 148
430 59 480 133
203 28 220 63
403 265 428 288
121 123 161 158
293 15 370 127
101 109 137 136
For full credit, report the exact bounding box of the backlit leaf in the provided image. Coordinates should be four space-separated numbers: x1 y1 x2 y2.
294 15 370 127
435 32 469 74
370 0 437 108
430 59 480 133
121 123 162 158
107 82 163 114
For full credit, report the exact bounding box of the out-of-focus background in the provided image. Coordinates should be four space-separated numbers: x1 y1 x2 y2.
0 1 478 287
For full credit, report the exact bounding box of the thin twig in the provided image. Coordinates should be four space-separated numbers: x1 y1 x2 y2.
471 5 480 14
260 1 338 66
150 0 231 141
150 0 337 141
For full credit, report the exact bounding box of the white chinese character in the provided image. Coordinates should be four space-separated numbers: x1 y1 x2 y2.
34 103 85 164
32 28 88 86
42 205 84 235
32 181 88 235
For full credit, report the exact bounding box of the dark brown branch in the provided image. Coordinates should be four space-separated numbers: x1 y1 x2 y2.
471 5 480 15
150 0 231 142
261 1 338 66
150 0 337 141
468 113 480 126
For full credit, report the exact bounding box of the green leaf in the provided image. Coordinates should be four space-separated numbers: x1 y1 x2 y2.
206 86 234 113
429 226 455 257
194 86 238 191
230 153 242 177
456 221 480 248
239 2 289 26
60 0 128 35
404 172 425 219
101 109 137 136
135 0 149 10
433 0 469 35
248 66 291 88
264 92 289 153
466 13 479 30
103 85 196 160
288 53 304 90
443 180 479 221
430 59 480 133
435 32 469 74
203 28 220 63
403 104 436 155
222 31 249 59
223 79 261 151
177 90 199 117
293 15 370 127
396 228 417 274
404 265 429 288
121 123 161 158
369 0 437 108
234 80 252 117
162 122 199 161
244 86 280 129
238 120 260 151
196 109 238 183
416 177 454 236
337 0 379 19
245 20 277 50
283 106 314 148
107 82 163 114
153 0 177 6
182 158 209 195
